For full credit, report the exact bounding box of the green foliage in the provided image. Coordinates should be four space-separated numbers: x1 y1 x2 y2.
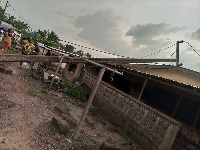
65 131 99 150
106 137 112 143
63 81 89 102
31 29 60 48
73 49 92 58
0 5 60 49
0 6 7 22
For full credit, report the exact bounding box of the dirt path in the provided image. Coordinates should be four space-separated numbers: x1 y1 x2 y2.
0 60 137 150
0 62 55 150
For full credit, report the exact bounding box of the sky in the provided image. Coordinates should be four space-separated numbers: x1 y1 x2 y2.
1 0 200 72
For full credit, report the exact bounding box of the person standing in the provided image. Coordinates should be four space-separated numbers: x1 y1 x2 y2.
19 37 35 69
0 28 4 41
31 43 40 68
2 31 12 52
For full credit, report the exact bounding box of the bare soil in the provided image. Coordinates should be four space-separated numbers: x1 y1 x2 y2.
0 60 137 150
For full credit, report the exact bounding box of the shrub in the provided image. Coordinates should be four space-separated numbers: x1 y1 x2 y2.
63 82 89 102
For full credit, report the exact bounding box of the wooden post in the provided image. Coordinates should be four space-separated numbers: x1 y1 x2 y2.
49 55 64 89
172 96 182 117
193 106 200 127
74 67 105 139
138 78 148 101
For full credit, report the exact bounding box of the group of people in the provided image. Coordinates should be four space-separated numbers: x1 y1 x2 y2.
0 27 40 69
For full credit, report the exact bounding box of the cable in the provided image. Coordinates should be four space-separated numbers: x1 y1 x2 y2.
59 39 122 58
141 43 176 58
7 1 34 31
185 41 200 57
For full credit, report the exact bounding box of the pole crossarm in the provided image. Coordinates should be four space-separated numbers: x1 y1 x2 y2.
0 54 176 64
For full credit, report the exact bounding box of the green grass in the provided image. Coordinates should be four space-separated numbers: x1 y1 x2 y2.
62 81 89 102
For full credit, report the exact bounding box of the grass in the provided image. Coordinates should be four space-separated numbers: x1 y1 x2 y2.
106 137 113 143
62 81 89 102
60 130 100 150
27 89 57 104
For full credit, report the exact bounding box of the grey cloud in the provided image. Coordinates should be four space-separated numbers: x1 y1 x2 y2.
179 50 200 72
190 28 200 40
125 23 184 54
73 10 130 55
126 23 169 39
53 11 74 19
73 11 184 58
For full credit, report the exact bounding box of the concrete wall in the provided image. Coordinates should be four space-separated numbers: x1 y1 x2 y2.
62 63 84 83
83 72 181 150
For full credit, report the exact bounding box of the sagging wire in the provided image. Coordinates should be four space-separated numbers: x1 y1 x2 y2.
185 41 200 57
141 43 176 58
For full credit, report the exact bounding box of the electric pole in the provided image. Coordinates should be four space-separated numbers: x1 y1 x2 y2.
176 40 184 67
0 1 9 25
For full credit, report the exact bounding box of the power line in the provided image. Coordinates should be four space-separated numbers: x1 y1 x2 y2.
6 1 34 31
59 39 123 58
185 41 200 57
141 43 176 58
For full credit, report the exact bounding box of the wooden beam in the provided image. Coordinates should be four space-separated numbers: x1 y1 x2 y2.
89 58 177 63
0 54 176 63
0 54 74 63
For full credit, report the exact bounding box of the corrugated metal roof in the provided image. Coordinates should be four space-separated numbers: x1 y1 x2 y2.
104 63 200 93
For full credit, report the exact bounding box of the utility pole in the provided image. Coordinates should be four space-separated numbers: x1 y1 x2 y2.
0 1 9 25
176 40 184 67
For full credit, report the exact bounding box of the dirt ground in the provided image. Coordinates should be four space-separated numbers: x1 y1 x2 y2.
0 57 139 150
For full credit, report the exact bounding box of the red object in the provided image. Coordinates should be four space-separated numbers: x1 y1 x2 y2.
3 42 11 51
48 62 51 67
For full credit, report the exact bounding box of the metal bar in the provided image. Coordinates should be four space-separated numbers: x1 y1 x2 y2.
176 41 179 67
74 67 106 139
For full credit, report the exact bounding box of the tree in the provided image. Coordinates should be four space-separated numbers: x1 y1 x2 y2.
5 15 15 25
73 50 92 58
0 6 6 23
32 30 60 48
0 7 61 48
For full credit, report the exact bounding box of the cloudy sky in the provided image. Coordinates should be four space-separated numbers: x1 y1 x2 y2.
1 0 200 72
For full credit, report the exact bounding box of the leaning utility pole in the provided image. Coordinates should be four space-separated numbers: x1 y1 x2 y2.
0 1 9 25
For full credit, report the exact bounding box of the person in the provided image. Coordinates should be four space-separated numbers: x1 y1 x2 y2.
2 31 12 52
31 43 40 68
19 37 35 69
20 36 28 48
45 49 52 70
0 28 4 41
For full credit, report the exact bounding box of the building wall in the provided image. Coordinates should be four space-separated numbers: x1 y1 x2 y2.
100 71 200 149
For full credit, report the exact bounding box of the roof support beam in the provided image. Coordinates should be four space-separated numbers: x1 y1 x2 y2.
0 54 176 63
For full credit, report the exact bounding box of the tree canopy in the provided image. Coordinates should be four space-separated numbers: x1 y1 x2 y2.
0 6 60 48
